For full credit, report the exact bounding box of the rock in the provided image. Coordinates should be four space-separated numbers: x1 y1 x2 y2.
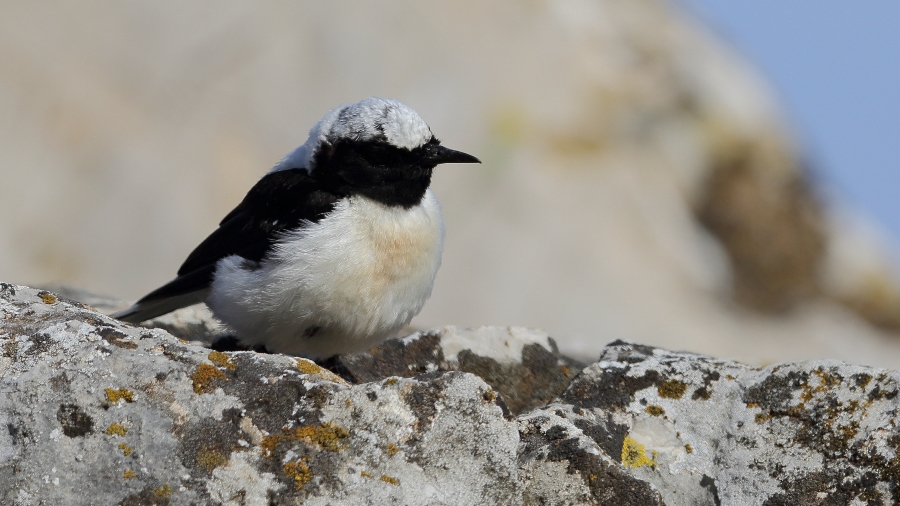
336 326 584 415
44 285 585 417
0 286 651 505
41 284 222 346
4 283 900 504
41 285 584 416
517 409 665 505
555 340 900 504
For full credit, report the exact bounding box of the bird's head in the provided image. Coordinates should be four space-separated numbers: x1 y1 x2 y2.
274 97 479 207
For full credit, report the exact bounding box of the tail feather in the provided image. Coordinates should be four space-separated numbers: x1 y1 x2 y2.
113 289 210 323
113 267 216 323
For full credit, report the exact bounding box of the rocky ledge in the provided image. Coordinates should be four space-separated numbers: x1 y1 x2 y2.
1 283 899 505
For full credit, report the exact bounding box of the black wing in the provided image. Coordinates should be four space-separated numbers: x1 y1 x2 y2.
138 168 341 304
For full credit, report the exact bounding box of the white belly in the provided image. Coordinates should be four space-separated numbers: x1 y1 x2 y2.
206 191 444 358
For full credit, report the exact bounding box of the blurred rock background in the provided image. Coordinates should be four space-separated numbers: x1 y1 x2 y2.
3 0 900 367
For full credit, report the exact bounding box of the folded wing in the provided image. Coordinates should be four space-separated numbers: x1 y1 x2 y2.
113 169 340 323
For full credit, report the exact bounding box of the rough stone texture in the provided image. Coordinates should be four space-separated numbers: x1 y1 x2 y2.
1 286 648 505
5 284 900 504
517 410 665 505
337 326 584 415
44 284 222 347
557 340 900 505
45 287 584 417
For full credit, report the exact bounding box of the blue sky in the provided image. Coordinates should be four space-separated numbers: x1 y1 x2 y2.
681 1 900 244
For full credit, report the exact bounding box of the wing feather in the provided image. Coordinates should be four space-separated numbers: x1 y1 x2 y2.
115 169 340 322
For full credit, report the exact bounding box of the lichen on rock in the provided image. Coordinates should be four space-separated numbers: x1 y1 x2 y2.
2 284 900 504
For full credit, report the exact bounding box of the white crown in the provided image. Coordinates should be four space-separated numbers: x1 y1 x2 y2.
272 97 433 173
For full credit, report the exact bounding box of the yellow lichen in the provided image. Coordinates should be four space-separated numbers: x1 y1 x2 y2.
684 444 693 454
123 469 136 480
154 484 173 498
483 390 497 402
658 380 688 399
283 460 312 490
191 363 227 394
385 443 400 457
621 437 657 469
295 358 348 384
105 388 134 403
207 351 236 370
384 377 399 386
40 292 57 304
360 470 373 478
106 423 128 436
755 412 772 424
380 475 399 486
118 443 133 456
295 358 323 375
197 446 229 471
295 421 350 451
798 367 843 403
645 405 665 416
260 421 350 456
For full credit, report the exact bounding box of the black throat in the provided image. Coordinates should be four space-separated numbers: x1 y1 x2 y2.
310 138 436 209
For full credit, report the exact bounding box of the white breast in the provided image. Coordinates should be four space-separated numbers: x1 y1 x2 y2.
206 190 444 358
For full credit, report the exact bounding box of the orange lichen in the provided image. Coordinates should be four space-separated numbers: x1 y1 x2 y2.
799 367 843 403
106 423 128 436
191 363 227 394
385 443 400 457
380 475 399 486
645 405 665 417
197 446 228 471
260 421 350 457
296 359 324 375
123 469 136 480
207 351 236 370
105 388 134 403
294 421 350 451
154 484 173 498
283 460 312 490
658 380 688 399
295 358 347 384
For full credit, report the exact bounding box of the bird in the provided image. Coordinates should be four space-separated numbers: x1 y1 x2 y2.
113 97 479 359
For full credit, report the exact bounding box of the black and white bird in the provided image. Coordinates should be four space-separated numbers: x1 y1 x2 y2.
113 97 479 359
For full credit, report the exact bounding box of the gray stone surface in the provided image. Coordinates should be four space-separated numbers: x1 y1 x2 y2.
0 285 646 505
556 341 900 505
337 326 584 415
4 283 900 505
